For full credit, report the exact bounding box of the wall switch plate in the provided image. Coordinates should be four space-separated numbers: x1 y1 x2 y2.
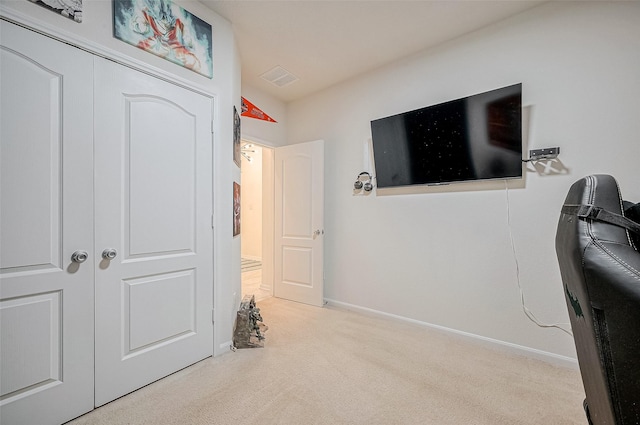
529 147 560 160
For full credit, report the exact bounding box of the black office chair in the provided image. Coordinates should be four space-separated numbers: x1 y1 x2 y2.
555 174 640 424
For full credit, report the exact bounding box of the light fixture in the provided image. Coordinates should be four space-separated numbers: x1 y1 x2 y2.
241 143 255 163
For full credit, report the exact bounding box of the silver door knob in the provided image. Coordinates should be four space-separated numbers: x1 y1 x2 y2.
71 250 89 263
102 249 117 260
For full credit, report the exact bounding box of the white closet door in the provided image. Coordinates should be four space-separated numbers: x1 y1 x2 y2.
0 21 94 425
93 58 214 406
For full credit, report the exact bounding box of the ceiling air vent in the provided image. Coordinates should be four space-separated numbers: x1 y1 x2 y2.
260 66 299 88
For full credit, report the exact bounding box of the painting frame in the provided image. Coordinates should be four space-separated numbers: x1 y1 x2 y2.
112 0 213 78
233 182 241 237
233 106 241 168
29 0 83 22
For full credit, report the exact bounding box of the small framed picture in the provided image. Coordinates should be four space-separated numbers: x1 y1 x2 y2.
233 106 241 167
233 182 241 237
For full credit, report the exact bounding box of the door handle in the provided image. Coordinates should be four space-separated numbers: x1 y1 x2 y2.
71 250 89 263
313 229 324 239
102 248 117 260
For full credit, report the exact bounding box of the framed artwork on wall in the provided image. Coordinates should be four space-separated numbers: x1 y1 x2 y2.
233 106 241 167
112 0 213 78
233 182 241 237
29 0 83 22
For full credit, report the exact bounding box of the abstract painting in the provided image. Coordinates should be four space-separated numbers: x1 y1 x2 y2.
29 0 82 22
233 106 241 167
113 0 213 78
233 182 241 237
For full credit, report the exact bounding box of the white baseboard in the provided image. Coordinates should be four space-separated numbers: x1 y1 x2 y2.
214 340 233 357
324 298 578 369
259 284 272 293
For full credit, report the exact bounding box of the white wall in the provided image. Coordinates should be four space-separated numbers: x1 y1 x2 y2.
1 0 242 356
241 147 263 260
286 1 640 360
225 17 243 357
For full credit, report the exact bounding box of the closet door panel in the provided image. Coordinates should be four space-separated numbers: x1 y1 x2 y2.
0 21 94 425
0 47 62 270
125 96 196 257
94 57 213 406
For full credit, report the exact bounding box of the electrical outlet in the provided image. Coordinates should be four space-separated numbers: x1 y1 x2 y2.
529 147 560 160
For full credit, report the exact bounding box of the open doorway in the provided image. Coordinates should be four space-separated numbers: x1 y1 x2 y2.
240 140 274 302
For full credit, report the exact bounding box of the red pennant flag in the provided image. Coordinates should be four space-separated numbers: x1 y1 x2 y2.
241 97 277 123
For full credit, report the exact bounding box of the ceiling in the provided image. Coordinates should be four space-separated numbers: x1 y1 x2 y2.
199 1 548 103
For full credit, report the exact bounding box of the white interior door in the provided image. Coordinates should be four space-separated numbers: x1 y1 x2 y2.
93 58 214 406
0 22 94 425
274 140 324 307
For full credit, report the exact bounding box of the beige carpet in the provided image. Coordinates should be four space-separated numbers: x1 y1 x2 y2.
67 297 586 425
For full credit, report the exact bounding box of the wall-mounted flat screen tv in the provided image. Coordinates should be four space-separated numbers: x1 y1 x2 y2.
370 83 522 188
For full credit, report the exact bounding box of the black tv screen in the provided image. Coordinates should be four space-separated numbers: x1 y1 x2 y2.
370 83 522 188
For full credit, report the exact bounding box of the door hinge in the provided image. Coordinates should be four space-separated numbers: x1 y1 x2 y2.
211 120 214 134
211 214 215 229
212 309 215 324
